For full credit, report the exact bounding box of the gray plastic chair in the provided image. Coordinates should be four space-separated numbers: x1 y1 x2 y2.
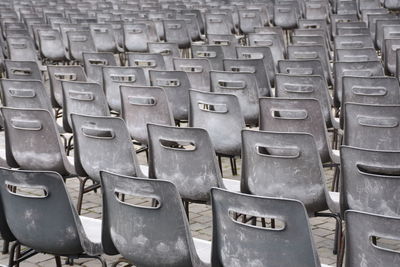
4 60 41 81
383 38 400 75
191 45 224 70
335 48 378 62
61 81 110 133
343 103 400 150
236 46 275 86
334 35 374 50
89 23 118 53
149 70 191 121
123 23 153 52
127 52 166 83
0 168 106 267
375 20 400 50
207 34 239 60
205 13 233 35
6 35 37 62
66 30 96 62
223 58 271 97
148 42 180 71
37 28 67 62
238 9 264 34
248 33 285 67
100 171 211 267
341 146 400 218
102 66 147 113
273 2 299 29
333 61 384 107
173 58 211 92
259 98 338 164
211 188 327 267
82 52 118 89
210 71 260 126
120 86 174 145
278 59 326 80
345 210 400 267
189 90 245 175
48 65 87 108
275 74 332 127
163 19 191 49
147 123 239 204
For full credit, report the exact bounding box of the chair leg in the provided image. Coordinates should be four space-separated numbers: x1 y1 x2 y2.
112 257 132 267
337 231 345 267
2 239 9 254
183 200 190 219
8 242 18 267
315 212 342 256
218 156 224 177
55 255 62 267
95 255 107 267
230 156 237 176
77 177 90 214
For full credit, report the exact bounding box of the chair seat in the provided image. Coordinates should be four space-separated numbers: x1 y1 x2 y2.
193 237 211 264
327 191 340 214
222 178 240 192
80 216 102 244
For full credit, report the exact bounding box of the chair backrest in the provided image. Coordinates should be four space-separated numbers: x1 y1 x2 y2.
71 113 143 182
102 66 147 112
89 23 117 53
385 0 400 9
4 60 41 81
148 123 224 202
277 59 325 79
345 210 400 267
275 74 331 126
82 52 117 89
335 48 378 62
173 58 211 92
259 97 331 163
211 188 320 267
384 38 400 75
205 13 232 35
241 130 328 216
66 30 96 62
123 23 152 52
189 90 245 156
334 61 384 107
248 33 284 67
236 46 275 86
273 3 299 29
0 168 84 255
148 42 180 70
343 103 400 150
62 81 110 132
37 28 66 61
0 107 72 175
127 52 166 83
223 58 271 97
341 146 400 217
163 19 191 49
375 19 400 50
149 70 191 121
100 171 204 266
0 79 52 113
120 86 174 145
334 35 374 50
207 34 238 59
48 65 87 108
191 45 224 70
6 35 37 61
210 70 260 126
238 9 263 34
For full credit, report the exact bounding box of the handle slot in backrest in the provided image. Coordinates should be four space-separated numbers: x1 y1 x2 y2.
159 49 172 56
41 34 56 40
343 55 369 61
286 68 313 75
93 27 108 33
127 28 143 34
156 78 180 87
81 125 115 139
180 66 203 73
159 138 196 151
242 12 256 18
208 18 223 23
357 163 400 176
283 83 314 93
195 51 217 58
88 59 108 65
114 190 161 209
256 145 301 158
341 41 363 48
6 181 48 198
253 40 273 46
8 88 36 98
370 235 400 254
357 115 399 128
271 109 308 120
390 44 400 52
133 60 156 67
229 66 255 73
197 101 228 113
228 209 286 231
11 68 32 76
69 35 88 42
343 70 372 77
217 80 246 89
110 74 136 83
54 73 77 81
10 43 27 49
352 86 387 96
10 118 42 131
68 90 95 101
167 23 182 29
128 96 156 105
293 51 318 59
240 52 263 59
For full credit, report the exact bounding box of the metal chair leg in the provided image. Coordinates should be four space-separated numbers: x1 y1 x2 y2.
55 255 62 267
2 239 9 254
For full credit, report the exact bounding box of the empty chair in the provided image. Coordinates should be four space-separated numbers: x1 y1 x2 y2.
101 172 211 267
223 58 271 97
173 58 211 91
260 98 338 164
89 23 118 53
67 30 96 62
127 53 166 83
102 66 147 113
148 42 180 70
207 34 239 60
82 52 117 89
37 28 67 62
238 9 264 34
210 71 260 126
147 124 240 205
385 0 400 10
6 35 37 62
383 38 400 75
205 13 232 35
0 168 106 266
48 65 87 108
163 19 191 49
149 70 191 121
273 3 299 29
345 210 400 267
343 103 400 150
61 81 110 133
275 74 332 126
211 188 328 267
4 60 41 81
120 86 174 145
236 46 275 86
375 20 400 50
192 45 225 70
333 61 384 107
189 90 245 175
248 33 285 67
123 23 154 52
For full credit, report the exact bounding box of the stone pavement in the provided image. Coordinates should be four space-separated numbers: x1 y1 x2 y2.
0 132 339 266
